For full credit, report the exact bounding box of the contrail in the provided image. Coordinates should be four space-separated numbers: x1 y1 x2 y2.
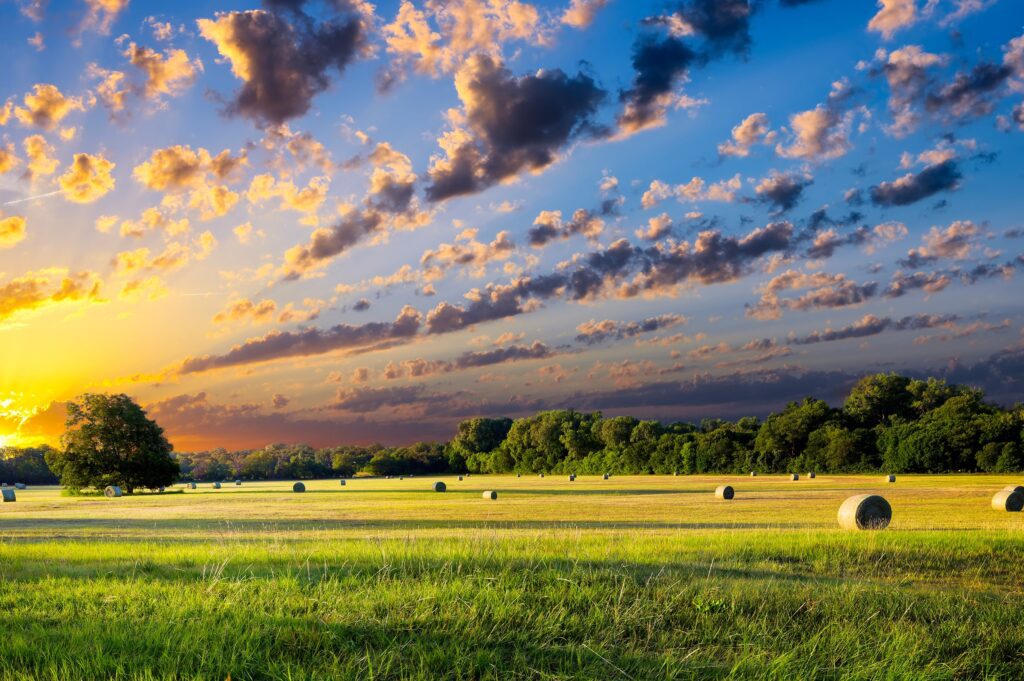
2 190 65 206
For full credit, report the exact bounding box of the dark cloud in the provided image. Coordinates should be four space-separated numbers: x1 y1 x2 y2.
869 159 962 207
281 209 384 279
331 384 428 413
755 172 812 213
199 1 367 125
575 314 687 345
884 270 953 298
676 0 753 56
425 55 607 202
616 34 697 134
178 306 422 374
790 313 959 345
353 298 371 311
925 62 1013 121
453 342 554 369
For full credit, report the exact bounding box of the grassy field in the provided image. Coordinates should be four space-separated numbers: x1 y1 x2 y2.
1 474 1023 679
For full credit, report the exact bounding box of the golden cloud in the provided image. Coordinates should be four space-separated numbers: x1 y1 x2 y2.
58 153 116 203
14 84 86 130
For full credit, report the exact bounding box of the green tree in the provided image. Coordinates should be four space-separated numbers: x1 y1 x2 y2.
47 394 178 494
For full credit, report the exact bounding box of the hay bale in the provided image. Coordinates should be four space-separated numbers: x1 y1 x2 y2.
568 474 575 481
1002 485 1024 495
838 494 892 530
673 472 678 476
339 479 346 486
886 474 896 483
516 473 521 478
14 483 26 490
158 487 165 493
750 471 757 477
790 474 799 481
539 473 544 478
482 490 497 500
433 481 446 492
1 489 15 503
189 482 196 489
992 489 1024 512
104 486 122 498
715 485 734 500
458 476 464 481
235 480 242 486
807 472 816 479
212 482 221 489
293 482 306 493
603 473 609 480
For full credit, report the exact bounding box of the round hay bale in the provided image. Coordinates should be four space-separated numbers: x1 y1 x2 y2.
539 473 544 478
603 473 609 480
158 487 165 493
807 472 816 479
750 471 757 477
516 473 521 478
399 476 405 481
339 479 346 486
1 489 15 503
1001 485 1024 496
886 474 896 483
189 482 196 489
104 486 122 498
293 482 306 493
458 476 464 481
568 474 575 481
14 483 26 490
673 472 678 476
992 489 1023 512
838 494 892 530
790 474 799 481
212 482 221 489
433 481 446 493
482 490 497 500
235 480 242 486
715 485 734 500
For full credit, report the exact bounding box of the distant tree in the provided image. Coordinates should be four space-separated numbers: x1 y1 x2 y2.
47 393 178 493
449 417 513 472
844 373 913 427
755 398 835 471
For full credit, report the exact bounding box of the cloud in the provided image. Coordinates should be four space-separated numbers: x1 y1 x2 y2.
22 134 59 180
197 2 370 125
0 268 102 324
421 228 516 277
747 269 878 319
775 103 857 161
900 219 981 266
640 174 741 209
212 298 278 325
925 61 1013 120
79 0 129 35
133 145 246 192
0 214 27 249
790 313 959 344
869 158 961 206
867 0 917 40
884 269 953 297
125 43 203 101
615 34 698 136
718 112 775 157
0 144 20 175
177 305 423 374
806 221 908 259
13 84 86 130
561 0 609 29
425 54 606 201
575 313 687 345
875 45 947 137
634 213 673 241
57 153 116 203
528 208 603 247
754 171 812 213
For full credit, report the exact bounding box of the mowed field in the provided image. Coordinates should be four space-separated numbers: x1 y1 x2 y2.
1 475 1023 680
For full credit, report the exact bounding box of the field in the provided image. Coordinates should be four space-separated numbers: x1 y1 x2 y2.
1 475 1023 680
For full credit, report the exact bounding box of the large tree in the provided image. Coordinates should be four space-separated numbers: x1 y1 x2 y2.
46 393 178 494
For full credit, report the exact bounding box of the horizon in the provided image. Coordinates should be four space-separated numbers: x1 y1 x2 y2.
2 0 1023 452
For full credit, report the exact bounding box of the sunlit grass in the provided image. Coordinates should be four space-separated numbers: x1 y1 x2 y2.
1 475 1022 679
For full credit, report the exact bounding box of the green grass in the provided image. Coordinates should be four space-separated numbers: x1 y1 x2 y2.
1 475 1023 679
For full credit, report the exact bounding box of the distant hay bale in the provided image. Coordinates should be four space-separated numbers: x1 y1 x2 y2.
339 480 346 486
235 480 242 486
992 489 1024 512
887 474 896 483
516 473 521 478
293 482 306 493
433 481 446 492
568 474 575 481
807 472 816 479
14 483 26 490
188 482 196 489
673 472 678 476
1002 485 1024 496
838 494 892 530
104 486 122 498
212 482 221 489
603 473 609 480
715 485 734 500
750 471 757 477
482 490 497 500
790 474 799 481
458 476 463 481
399 476 405 480
1 489 15 503
158 487 165 493
539 473 544 478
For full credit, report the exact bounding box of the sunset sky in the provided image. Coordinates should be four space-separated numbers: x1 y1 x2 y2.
1 0 1023 451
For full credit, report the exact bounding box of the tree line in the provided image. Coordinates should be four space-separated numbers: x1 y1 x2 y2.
2 373 1023 489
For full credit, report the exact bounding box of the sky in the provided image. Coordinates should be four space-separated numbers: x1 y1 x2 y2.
1 0 1023 451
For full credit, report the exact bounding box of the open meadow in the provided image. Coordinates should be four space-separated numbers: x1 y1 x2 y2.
1 474 1023 679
